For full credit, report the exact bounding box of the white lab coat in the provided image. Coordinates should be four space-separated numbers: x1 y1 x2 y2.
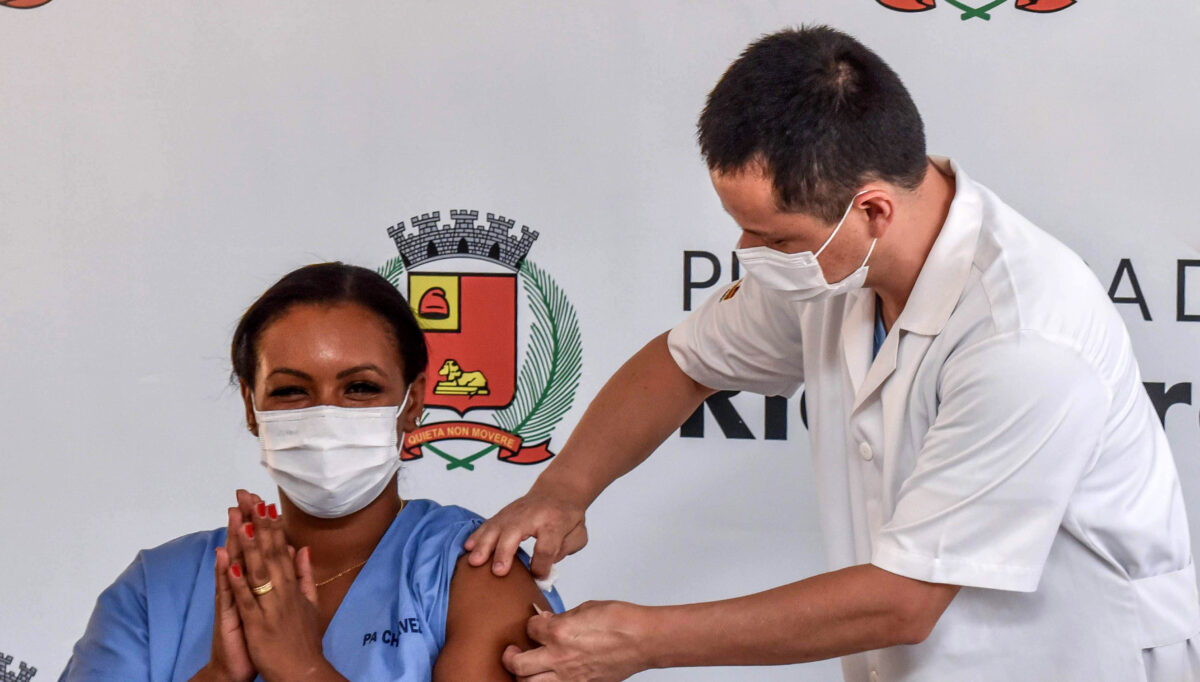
668 158 1200 681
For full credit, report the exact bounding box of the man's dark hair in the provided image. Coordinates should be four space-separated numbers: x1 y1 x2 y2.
698 26 927 223
231 262 428 388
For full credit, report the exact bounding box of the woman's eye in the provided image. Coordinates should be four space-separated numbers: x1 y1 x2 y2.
347 381 382 395
268 386 306 397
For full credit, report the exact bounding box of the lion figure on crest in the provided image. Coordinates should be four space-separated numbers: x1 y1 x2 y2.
434 359 490 396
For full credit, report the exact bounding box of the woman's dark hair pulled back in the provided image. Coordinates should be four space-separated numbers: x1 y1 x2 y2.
231 262 428 388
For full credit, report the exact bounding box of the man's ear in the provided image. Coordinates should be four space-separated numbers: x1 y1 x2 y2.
858 189 895 240
240 381 258 437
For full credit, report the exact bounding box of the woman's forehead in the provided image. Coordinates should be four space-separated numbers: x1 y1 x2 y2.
256 303 403 371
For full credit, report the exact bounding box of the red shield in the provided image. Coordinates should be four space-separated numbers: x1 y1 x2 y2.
409 271 517 415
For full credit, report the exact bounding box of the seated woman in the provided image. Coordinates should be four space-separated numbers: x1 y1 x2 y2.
61 263 561 681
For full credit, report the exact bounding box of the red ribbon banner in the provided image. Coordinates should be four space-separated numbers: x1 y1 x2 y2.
403 421 555 465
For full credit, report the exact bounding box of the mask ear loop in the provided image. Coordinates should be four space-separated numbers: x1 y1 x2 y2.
816 190 871 258
395 374 423 434
396 386 411 417
860 238 878 269
249 390 264 436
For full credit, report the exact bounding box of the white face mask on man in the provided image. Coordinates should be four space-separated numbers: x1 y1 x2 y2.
734 191 875 302
253 386 412 519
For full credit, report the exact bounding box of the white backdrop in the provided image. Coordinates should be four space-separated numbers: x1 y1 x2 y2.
3 2 1199 680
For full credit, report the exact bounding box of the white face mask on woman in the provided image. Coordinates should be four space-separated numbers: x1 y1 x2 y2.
253 387 411 519
734 191 874 302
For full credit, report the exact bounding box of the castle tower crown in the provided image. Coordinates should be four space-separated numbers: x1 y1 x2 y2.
387 210 539 270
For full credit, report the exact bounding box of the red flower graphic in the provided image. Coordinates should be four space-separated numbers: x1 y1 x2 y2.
1015 0 1076 11
877 0 936 10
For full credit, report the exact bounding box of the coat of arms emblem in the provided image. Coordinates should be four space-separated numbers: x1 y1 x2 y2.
380 210 582 471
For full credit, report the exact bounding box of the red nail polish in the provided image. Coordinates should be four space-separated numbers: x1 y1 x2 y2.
267 504 278 520
232 563 242 578
244 523 254 539
256 502 267 517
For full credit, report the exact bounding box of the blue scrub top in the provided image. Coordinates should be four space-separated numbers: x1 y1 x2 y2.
61 499 563 681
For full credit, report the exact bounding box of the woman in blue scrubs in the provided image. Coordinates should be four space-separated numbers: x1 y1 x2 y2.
61 263 562 682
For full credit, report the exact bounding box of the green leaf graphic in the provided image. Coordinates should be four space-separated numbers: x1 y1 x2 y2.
378 255 406 289
493 260 583 446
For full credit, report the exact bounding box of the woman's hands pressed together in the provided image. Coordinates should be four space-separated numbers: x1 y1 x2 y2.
197 490 263 682
228 491 339 681
198 490 346 682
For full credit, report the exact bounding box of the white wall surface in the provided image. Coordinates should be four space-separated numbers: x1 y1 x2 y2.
2 2 1198 680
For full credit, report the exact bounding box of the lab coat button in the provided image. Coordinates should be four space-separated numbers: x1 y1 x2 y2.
859 442 874 461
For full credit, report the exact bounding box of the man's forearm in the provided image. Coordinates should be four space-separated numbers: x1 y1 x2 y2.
533 332 714 506
634 564 959 669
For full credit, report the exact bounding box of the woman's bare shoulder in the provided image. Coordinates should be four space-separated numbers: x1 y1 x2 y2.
433 554 553 681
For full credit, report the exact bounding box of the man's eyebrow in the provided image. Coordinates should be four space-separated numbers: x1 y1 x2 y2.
267 367 312 381
337 364 385 379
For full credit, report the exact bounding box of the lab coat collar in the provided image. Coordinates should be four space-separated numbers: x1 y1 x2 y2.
894 156 984 337
847 290 901 412
841 289 875 399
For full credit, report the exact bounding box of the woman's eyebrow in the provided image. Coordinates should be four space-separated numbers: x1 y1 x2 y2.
267 367 312 380
337 364 385 379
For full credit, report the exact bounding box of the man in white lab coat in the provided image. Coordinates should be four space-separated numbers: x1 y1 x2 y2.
466 26 1200 681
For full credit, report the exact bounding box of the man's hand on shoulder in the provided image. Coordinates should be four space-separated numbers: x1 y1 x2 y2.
465 484 589 579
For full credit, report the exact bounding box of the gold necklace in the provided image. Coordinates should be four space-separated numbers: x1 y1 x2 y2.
314 498 406 588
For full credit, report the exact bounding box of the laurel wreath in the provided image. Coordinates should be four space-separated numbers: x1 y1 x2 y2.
377 256 582 470
493 260 583 443
378 255 405 290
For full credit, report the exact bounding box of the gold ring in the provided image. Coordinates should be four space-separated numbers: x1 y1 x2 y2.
250 580 274 596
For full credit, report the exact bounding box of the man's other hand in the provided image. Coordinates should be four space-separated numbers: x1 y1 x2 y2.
502 601 648 682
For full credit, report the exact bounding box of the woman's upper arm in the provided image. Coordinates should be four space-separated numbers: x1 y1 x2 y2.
432 554 552 682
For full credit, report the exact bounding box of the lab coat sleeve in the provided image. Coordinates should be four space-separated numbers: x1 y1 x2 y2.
871 330 1111 592
667 276 805 397
59 553 152 681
